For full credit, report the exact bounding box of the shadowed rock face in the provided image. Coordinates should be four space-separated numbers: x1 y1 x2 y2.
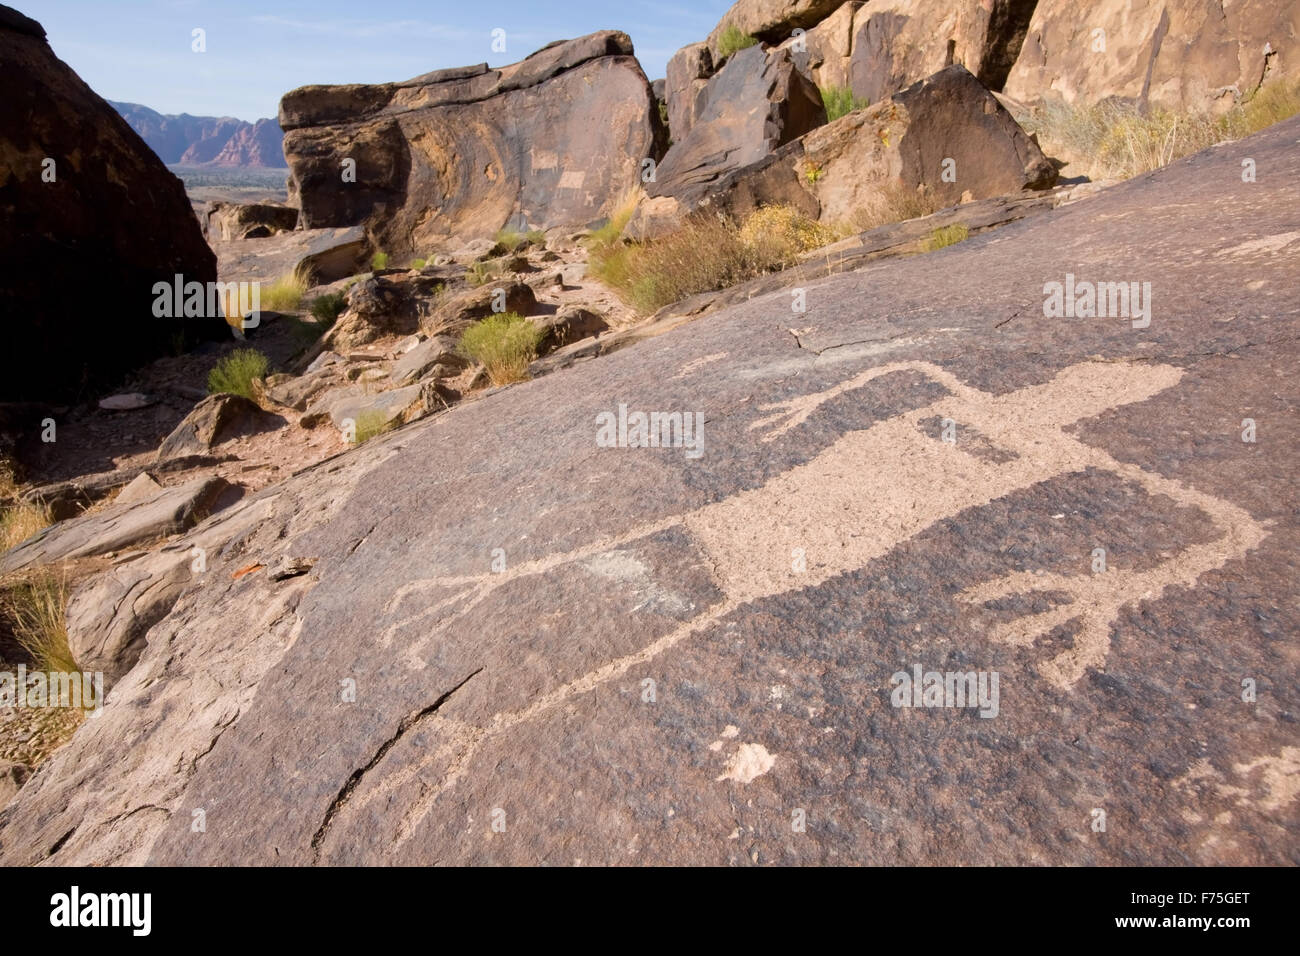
0 4 226 403
2 117 1297 866
1005 0 1299 111
280 31 664 255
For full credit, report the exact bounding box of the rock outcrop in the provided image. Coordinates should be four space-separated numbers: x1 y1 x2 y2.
0 475 231 575
2 116 1297 865
777 0 864 90
847 0 1040 103
0 4 228 403
280 32 664 255
1004 0 1298 111
646 65 1056 231
649 44 827 211
670 1 1040 138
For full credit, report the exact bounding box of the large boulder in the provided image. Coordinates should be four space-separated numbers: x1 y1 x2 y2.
803 64 1058 221
848 0 1041 104
156 394 276 460
212 225 366 285
1004 0 1299 112
645 65 1056 232
0 4 228 402
280 32 665 255
649 44 827 210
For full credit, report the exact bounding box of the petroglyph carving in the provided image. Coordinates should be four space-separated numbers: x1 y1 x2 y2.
336 360 1268 851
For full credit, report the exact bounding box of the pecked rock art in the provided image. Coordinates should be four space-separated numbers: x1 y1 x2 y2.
341 359 1269 850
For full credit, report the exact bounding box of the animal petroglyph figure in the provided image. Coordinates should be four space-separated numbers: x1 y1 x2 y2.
350 360 1267 849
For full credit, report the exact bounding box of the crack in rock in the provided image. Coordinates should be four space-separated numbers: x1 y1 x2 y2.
310 667 483 854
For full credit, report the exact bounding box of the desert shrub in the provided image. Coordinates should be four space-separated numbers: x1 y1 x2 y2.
1020 78 1300 180
410 258 427 270
738 205 844 260
207 348 269 399
717 24 758 61
821 85 869 122
4 571 82 682
494 228 526 252
591 205 846 314
457 313 545 386
309 291 346 327
371 251 389 270
259 272 306 312
526 229 547 245
926 223 970 251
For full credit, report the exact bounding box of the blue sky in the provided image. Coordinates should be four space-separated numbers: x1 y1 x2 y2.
27 0 731 121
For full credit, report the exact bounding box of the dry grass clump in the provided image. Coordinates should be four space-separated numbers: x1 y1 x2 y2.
590 204 848 314
0 463 50 554
4 571 80 679
207 348 269 399
457 313 545 386
850 180 946 232
350 409 394 445
716 24 758 62
925 223 970 251
1021 79 1300 180
0 501 51 553
258 272 307 312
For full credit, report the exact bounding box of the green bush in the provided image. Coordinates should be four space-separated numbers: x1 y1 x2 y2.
350 409 393 445
821 85 869 122
457 313 545 386
207 348 269 399
410 258 427 270
309 291 346 327
371 251 389 270
466 259 502 287
717 24 758 61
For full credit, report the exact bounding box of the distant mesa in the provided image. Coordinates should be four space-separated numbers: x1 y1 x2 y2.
111 101 287 168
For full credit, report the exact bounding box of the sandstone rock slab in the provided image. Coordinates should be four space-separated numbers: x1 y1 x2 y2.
281 32 663 255
0 476 232 574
